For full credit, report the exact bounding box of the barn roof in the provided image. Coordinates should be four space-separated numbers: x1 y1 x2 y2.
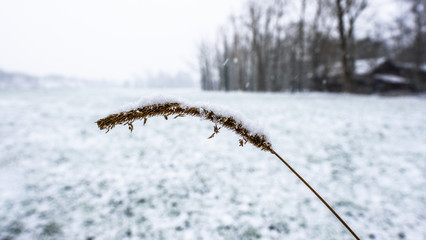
315 57 386 77
374 74 410 84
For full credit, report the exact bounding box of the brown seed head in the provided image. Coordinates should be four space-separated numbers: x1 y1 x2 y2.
96 102 272 152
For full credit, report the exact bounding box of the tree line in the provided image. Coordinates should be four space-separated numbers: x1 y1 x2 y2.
198 0 426 92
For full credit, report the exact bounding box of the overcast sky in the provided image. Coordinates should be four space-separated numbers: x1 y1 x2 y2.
0 0 407 82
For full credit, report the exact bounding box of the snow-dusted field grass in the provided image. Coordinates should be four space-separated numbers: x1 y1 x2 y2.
0 88 425 240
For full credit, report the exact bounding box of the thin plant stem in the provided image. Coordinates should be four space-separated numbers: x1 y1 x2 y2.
270 150 360 240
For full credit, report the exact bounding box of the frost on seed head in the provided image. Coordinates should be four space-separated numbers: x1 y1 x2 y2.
97 95 272 152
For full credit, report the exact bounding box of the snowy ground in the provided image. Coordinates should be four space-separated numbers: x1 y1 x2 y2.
0 88 425 240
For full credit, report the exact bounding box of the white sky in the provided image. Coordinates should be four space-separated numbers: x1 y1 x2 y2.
0 0 245 81
0 0 407 82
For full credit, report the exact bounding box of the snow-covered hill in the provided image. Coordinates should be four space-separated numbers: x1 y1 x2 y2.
0 69 112 89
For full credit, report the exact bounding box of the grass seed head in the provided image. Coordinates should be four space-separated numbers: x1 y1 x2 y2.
96 102 272 152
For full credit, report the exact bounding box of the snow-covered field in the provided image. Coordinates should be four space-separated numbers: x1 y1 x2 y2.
0 88 425 240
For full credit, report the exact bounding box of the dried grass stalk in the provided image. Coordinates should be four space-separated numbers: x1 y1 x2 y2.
97 102 272 151
96 101 359 240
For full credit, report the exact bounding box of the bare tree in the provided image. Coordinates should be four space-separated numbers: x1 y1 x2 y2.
334 0 368 92
410 0 426 91
230 15 245 91
296 0 307 91
270 0 286 91
198 42 214 90
389 16 413 62
246 1 267 91
309 0 334 91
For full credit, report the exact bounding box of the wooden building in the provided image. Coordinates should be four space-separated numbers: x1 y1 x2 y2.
313 58 426 94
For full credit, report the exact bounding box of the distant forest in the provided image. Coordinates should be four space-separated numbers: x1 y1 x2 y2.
198 0 426 93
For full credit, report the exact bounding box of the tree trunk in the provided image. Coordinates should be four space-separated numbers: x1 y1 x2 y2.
335 0 352 92
297 0 307 91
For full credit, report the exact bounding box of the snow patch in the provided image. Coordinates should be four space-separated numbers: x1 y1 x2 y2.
374 74 409 84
